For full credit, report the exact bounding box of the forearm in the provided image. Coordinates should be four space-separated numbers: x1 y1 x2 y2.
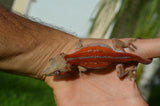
0 7 43 59
0 7 78 80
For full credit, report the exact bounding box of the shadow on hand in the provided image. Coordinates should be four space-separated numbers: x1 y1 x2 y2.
53 62 138 81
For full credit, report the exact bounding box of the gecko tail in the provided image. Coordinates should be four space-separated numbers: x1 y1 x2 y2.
138 58 152 64
123 52 152 64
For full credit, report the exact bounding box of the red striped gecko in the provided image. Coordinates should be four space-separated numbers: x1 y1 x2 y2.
43 38 152 79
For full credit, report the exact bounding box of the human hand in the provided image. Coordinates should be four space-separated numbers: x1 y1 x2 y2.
44 38 159 106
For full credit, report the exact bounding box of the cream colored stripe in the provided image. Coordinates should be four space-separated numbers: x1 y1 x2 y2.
12 0 31 14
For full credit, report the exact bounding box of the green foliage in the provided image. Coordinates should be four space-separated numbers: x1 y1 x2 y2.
111 0 160 38
0 72 56 106
136 63 144 84
88 1 106 35
0 0 13 10
88 0 120 38
134 0 160 38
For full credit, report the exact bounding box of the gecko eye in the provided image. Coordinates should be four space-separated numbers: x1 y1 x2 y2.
53 71 61 76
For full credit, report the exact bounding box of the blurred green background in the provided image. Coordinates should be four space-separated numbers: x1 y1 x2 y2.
0 72 56 106
0 0 160 106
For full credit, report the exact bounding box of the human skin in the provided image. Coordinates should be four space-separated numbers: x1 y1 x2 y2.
0 7 160 106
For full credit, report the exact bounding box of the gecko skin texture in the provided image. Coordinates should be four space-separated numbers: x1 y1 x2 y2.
43 39 152 79
65 45 151 68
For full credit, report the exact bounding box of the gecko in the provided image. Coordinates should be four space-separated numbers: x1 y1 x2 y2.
43 38 152 79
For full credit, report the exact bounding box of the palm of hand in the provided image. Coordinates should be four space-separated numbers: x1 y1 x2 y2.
45 67 143 106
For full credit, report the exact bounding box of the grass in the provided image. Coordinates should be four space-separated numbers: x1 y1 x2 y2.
0 72 56 106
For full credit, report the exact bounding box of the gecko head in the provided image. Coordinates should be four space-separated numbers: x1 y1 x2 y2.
43 54 68 76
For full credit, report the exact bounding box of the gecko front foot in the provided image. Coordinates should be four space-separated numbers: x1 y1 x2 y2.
116 64 136 80
112 38 137 52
